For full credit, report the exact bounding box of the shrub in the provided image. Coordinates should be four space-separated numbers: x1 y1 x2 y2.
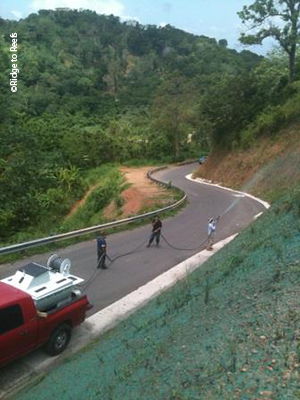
240 127 256 149
61 168 123 230
254 106 284 136
115 195 125 209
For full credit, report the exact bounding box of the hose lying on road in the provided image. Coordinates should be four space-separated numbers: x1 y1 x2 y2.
161 233 208 251
107 236 150 264
80 233 210 291
80 236 151 291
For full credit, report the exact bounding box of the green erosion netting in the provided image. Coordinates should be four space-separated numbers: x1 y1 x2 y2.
14 189 300 400
252 150 300 201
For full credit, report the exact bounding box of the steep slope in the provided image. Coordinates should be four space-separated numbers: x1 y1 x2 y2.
195 124 300 202
14 174 300 400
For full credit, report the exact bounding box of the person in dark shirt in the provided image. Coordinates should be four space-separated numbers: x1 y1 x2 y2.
96 231 107 269
147 216 162 247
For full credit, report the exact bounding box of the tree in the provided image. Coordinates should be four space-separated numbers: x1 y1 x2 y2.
0 9 266 240
238 0 300 81
151 77 198 158
218 39 228 48
202 72 262 148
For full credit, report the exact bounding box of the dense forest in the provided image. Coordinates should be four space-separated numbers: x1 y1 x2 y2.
0 8 297 242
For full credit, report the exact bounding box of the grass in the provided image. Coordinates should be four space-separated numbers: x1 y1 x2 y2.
61 167 124 231
0 168 185 265
13 185 300 400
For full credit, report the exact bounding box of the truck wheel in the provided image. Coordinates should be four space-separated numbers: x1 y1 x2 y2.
45 324 71 356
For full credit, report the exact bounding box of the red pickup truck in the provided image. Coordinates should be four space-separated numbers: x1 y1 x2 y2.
0 281 91 368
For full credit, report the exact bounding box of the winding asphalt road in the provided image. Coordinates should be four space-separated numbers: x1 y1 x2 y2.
0 163 266 316
0 163 268 398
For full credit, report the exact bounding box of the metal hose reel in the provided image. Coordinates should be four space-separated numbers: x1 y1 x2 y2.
47 254 71 276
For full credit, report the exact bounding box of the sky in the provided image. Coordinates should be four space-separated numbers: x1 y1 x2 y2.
0 0 274 54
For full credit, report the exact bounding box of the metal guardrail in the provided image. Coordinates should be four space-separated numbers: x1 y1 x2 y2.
0 166 187 256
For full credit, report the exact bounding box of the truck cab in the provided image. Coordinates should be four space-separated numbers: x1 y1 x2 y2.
0 283 39 366
0 255 91 368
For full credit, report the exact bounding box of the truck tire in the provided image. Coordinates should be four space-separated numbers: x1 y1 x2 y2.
45 323 72 356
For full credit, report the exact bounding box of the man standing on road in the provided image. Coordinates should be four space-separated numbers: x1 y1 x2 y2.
96 231 107 269
147 216 162 247
206 216 220 251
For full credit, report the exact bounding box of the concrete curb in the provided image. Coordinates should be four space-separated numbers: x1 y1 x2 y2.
3 234 237 400
2 167 270 399
68 173 270 372
84 233 237 338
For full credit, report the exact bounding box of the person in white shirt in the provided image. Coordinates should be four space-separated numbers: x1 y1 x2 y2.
206 216 220 250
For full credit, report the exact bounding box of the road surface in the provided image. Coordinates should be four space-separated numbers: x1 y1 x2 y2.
0 163 265 315
0 163 267 398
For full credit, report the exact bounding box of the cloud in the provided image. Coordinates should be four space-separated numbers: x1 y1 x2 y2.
159 21 168 28
30 0 125 17
11 10 23 20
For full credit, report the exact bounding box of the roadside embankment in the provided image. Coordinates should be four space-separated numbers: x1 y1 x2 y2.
194 126 300 202
12 185 300 399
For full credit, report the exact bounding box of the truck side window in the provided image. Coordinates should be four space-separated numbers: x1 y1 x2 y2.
0 305 24 335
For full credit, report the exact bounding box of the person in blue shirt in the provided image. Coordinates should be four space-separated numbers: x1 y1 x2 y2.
96 232 107 269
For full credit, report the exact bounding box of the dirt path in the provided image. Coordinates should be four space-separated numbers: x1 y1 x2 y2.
67 166 169 221
104 166 168 219
66 184 98 219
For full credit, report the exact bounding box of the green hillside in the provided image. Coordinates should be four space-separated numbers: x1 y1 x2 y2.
3 6 300 399
0 9 262 243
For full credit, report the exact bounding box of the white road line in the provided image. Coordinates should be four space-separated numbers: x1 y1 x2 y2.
2 165 269 399
185 174 270 209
